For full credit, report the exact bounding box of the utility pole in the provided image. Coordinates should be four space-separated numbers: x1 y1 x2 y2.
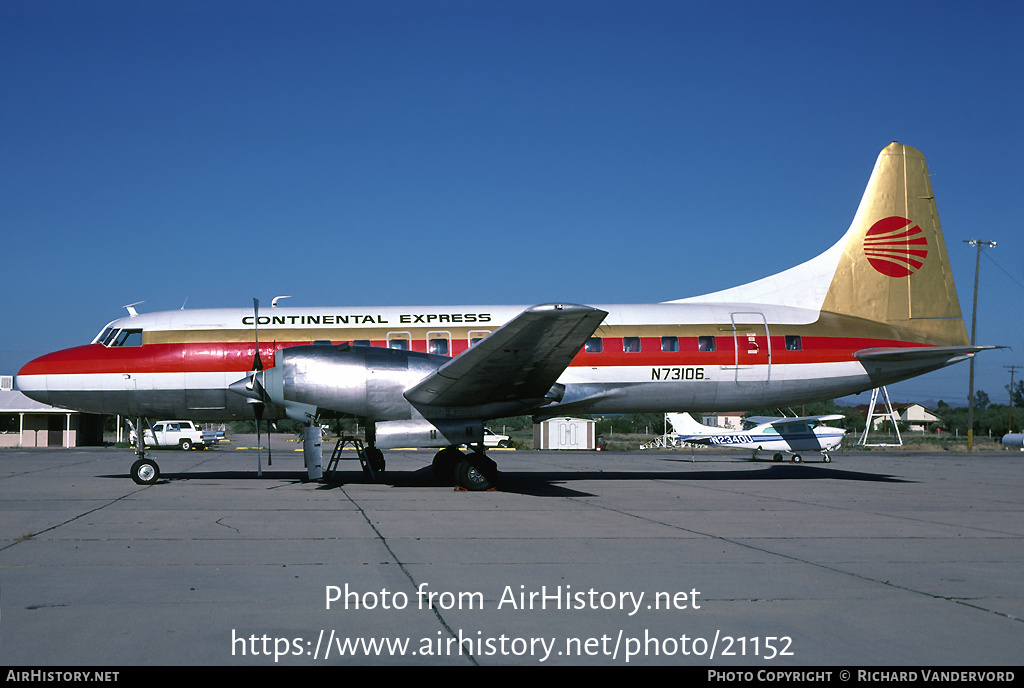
1007 365 1021 435
964 239 997 451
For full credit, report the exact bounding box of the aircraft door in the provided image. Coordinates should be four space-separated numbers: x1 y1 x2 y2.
729 312 771 384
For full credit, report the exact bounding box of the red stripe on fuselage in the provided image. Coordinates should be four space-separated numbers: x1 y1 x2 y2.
18 335 932 378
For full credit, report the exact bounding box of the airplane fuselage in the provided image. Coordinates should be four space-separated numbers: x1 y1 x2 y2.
16 301 943 423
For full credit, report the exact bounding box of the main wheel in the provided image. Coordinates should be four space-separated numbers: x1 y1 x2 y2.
361 447 386 481
130 458 160 485
455 456 497 491
432 447 462 485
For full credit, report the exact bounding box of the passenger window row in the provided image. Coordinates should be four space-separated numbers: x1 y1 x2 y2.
582 335 803 353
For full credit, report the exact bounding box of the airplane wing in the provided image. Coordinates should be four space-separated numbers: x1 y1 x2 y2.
404 303 608 410
743 416 782 426
766 414 846 427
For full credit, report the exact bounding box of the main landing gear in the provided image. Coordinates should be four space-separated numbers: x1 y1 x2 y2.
432 446 498 491
328 441 497 491
771 451 832 463
772 452 803 463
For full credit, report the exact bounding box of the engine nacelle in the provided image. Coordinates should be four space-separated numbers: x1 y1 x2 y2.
375 418 483 449
262 344 447 421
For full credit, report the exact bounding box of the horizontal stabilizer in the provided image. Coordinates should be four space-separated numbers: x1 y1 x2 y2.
855 345 1001 365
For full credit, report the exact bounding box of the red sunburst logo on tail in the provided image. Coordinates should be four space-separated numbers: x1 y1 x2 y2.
864 216 929 277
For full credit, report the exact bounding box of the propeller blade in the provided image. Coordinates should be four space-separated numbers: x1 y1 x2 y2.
252 308 266 477
252 298 263 372
254 399 263 477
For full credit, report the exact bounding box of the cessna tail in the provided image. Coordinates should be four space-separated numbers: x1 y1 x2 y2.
17 142 996 489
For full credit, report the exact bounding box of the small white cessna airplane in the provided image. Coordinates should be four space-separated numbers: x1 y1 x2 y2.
17 143 998 490
668 412 846 463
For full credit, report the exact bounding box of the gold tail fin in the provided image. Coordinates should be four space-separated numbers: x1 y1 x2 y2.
821 142 969 346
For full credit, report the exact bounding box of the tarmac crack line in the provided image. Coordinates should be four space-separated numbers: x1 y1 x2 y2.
565 485 1023 625
678 478 1022 539
336 485 480 665
0 488 148 554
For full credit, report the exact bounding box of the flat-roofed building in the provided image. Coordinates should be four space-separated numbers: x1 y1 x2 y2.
0 376 104 448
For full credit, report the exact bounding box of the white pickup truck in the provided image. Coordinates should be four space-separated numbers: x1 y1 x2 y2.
140 420 208 450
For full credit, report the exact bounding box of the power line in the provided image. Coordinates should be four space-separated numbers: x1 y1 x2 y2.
982 251 1024 292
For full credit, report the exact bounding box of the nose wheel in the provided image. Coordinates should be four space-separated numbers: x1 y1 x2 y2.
130 457 160 485
128 416 160 485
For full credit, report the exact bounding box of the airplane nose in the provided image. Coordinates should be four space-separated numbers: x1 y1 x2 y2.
16 358 50 405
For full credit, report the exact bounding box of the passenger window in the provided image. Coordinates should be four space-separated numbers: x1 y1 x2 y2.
661 336 679 353
352 340 371 347
698 336 716 352
786 335 802 351
387 332 411 350
468 330 491 346
428 338 450 356
585 337 603 353
623 337 641 353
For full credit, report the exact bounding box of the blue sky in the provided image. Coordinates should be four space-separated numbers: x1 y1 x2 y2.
2 0 1021 409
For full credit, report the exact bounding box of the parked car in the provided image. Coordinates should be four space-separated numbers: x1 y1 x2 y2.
130 420 210 450
483 428 511 448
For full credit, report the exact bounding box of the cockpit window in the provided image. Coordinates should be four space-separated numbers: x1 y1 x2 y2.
96 327 115 345
101 329 143 347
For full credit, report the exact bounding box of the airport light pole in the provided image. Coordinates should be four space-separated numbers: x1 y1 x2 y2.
964 239 997 452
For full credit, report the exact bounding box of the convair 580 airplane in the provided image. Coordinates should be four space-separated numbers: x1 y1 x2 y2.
17 143 996 490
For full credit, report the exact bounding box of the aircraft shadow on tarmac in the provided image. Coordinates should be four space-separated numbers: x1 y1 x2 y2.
104 461 911 499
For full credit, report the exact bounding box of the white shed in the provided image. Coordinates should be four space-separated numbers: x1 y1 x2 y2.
534 417 596 450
